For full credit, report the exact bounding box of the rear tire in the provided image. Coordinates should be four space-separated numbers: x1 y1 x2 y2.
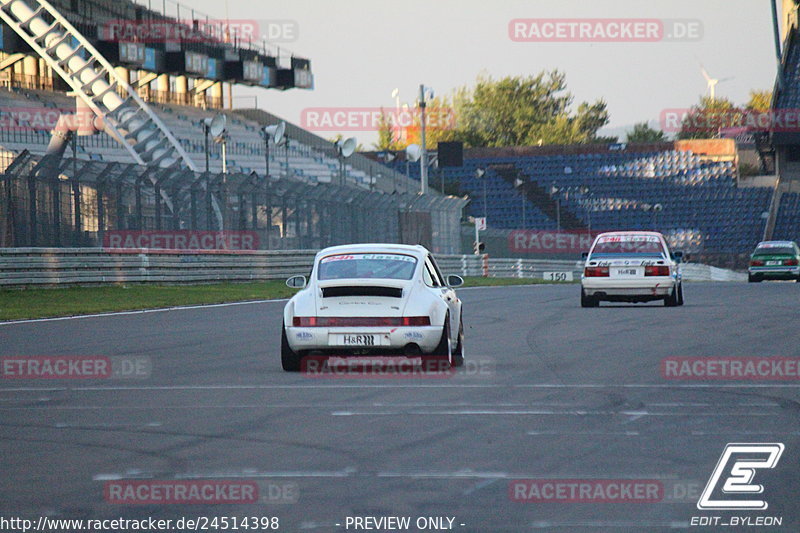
451 318 465 368
423 316 452 371
664 287 679 307
581 289 598 308
281 325 302 372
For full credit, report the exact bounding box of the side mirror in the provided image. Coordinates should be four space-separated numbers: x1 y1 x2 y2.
581 252 589 260
447 274 464 288
286 275 307 289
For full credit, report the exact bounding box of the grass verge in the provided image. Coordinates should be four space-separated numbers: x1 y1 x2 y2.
0 276 573 321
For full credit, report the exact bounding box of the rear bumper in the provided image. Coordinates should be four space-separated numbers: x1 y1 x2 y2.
286 325 442 354
748 266 799 279
582 277 676 300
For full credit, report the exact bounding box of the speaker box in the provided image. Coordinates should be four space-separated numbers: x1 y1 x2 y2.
438 141 463 167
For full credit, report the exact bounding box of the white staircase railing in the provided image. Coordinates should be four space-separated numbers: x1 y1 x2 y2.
0 0 229 226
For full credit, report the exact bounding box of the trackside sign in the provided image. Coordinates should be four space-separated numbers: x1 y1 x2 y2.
103 230 259 250
509 230 599 254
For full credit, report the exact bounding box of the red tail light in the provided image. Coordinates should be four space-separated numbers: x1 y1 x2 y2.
750 259 764 267
584 266 609 277
785 259 798 266
401 316 431 326
645 265 670 276
293 316 430 327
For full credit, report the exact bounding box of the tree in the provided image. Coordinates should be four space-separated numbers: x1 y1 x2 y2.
372 98 456 151
447 71 610 147
677 96 744 140
746 90 772 112
626 122 667 143
373 108 404 151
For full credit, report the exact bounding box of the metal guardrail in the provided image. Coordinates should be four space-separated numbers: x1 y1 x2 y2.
0 248 317 286
436 255 582 279
0 248 746 287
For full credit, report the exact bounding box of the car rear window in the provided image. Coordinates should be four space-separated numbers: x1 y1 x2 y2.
754 245 795 255
317 253 418 280
591 235 665 256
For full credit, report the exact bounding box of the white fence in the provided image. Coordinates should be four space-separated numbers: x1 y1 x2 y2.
0 248 745 287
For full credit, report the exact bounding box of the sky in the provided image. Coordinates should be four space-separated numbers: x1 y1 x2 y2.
184 0 778 145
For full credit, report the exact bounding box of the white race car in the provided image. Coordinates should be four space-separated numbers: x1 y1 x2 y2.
580 231 684 307
281 244 465 371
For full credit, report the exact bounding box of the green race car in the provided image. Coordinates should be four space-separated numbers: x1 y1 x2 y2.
748 240 800 282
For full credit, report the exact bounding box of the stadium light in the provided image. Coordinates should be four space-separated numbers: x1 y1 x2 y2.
335 137 357 186
515 177 527 229
202 114 228 174
405 143 421 179
262 121 286 180
475 167 487 219
418 84 434 194
549 183 561 231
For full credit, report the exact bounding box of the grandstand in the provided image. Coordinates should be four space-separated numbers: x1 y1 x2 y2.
0 0 466 253
376 140 773 260
767 0 800 245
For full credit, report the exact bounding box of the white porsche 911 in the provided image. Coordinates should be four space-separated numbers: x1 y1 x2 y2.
580 231 684 307
281 244 465 371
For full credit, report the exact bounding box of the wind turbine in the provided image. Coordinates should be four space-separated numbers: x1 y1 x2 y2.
700 64 734 101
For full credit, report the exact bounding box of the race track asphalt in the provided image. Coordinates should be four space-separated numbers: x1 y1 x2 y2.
1 281 799 532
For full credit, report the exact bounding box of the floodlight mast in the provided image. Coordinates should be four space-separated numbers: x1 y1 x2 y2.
419 84 428 194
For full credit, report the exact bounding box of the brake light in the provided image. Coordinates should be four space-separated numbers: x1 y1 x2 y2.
645 265 670 276
584 266 609 277
750 259 764 267
401 316 431 326
785 259 798 266
293 316 431 327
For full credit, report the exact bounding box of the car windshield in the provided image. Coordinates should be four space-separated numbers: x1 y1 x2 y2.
754 244 795 255
591 235 665 256
317 253 417 280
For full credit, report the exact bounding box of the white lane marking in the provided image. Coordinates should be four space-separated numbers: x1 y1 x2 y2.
94 468 357 481
456 284 550 291
377 471 510 479
527 430 640 436
462 477 500 495
515 383 800 389
691 430 800 435
0 298 288 325
53 421 161 429
648 402 777 407
330 409 775 417
0 284 543 326
2 383 800 393
377 472 682 479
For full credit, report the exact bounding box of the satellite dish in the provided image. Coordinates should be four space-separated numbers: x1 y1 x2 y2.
406 143 421 162
336 137 357 158
264 121 285 144
209 113 227 139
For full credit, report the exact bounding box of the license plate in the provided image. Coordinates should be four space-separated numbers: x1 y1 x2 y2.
337 334 378 346
766 261 781 266
613 267 640 277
